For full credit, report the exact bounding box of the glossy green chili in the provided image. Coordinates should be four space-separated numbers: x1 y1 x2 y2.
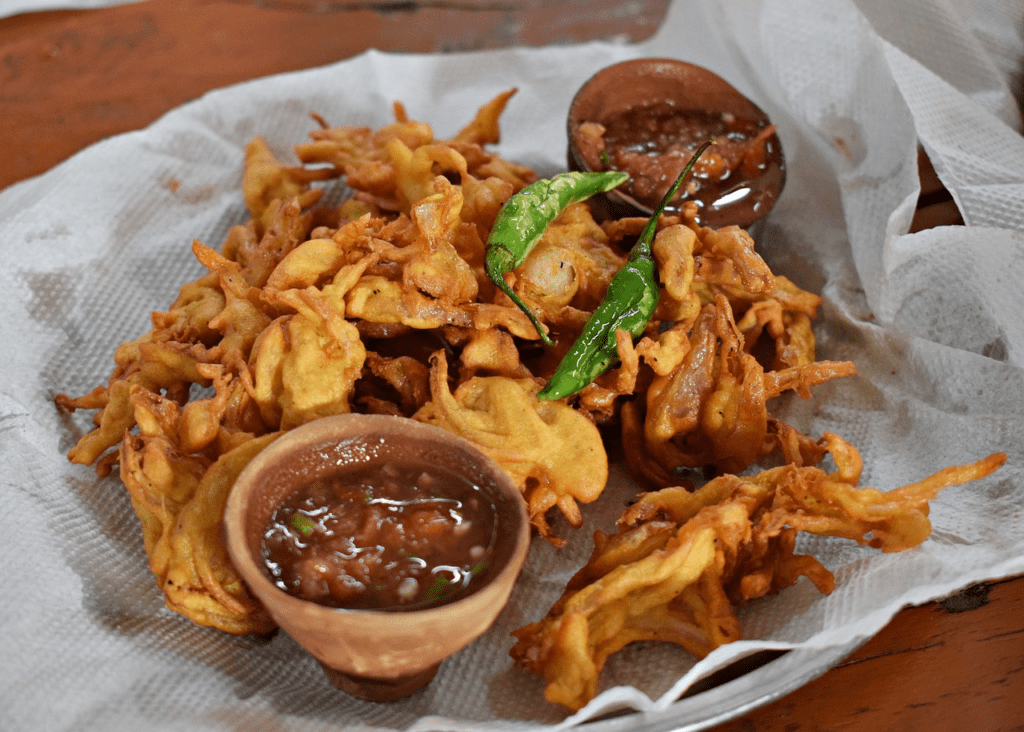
537 141 714 400
485 170 629 345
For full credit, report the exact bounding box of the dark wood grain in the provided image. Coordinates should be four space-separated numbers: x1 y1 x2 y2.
713 577 1024 732
0 0 668 190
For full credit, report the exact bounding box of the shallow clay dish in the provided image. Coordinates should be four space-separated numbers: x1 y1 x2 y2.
224 413 531 701
567 57 785 230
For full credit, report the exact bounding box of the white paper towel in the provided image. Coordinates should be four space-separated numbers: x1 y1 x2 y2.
2 0 1023 730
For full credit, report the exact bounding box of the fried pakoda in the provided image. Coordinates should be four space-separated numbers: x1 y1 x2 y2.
589 214 856 483
510 434 1006 711
624 293 857 484
119 383 278 634
414 351 608 544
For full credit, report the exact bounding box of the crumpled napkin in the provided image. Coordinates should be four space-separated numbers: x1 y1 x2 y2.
2 0 1022 730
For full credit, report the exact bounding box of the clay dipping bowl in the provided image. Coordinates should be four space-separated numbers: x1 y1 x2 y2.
224 413 531 701
567 57 786 233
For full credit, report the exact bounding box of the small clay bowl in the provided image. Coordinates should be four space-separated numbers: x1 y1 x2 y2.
567 57 785 231
224 413 531 701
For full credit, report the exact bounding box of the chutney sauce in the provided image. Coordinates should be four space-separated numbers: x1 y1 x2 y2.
598 101 778 221
261 462 497 610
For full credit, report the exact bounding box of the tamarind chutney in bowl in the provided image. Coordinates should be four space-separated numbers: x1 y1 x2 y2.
224 413 531 701
568 57 785 231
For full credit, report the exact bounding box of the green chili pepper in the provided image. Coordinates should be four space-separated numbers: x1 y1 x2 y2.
537 141 714 401
485 170 629 345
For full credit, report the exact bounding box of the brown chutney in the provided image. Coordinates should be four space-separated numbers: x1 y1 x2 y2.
261 462 497 611
588 101 781 224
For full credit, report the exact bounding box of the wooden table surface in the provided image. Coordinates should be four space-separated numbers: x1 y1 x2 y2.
2 2 1020 730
